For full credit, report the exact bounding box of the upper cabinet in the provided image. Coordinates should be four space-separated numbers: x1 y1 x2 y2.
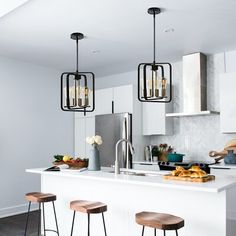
142 102 173 136
113 85 133 114
220 72 236 133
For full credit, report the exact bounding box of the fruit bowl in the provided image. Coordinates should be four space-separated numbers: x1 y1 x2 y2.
53 160 88 169
53 155 88 169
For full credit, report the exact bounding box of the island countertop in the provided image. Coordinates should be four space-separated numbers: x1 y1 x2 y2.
26 167 236 193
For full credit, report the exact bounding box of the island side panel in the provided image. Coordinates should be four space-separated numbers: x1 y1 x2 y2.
41 174 226 236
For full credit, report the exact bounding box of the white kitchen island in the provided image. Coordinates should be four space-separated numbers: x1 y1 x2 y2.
26 168 236 236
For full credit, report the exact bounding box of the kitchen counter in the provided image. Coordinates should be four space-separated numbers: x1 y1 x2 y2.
26 167 236 236
27 167 236 193
210 162 236 169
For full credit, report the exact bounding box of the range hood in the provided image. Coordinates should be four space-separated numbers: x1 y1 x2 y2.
166 52 219 117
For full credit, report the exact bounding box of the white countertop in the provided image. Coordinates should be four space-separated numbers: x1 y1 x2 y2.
26 167 236 193
210 162 236 169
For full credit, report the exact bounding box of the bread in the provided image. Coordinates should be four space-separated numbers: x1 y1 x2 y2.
176 166 185 171
178 170 192 177
189 165 201 171
171 170 182 176
190 171 207 178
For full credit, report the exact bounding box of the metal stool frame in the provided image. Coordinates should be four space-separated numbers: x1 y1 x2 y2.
70 210 107 236
141 226 179 236
24 200 59 236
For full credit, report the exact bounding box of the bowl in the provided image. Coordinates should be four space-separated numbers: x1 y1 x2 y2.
167 152 185 162
53 159 89 169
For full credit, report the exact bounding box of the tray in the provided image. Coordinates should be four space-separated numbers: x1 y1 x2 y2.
163 174 215 182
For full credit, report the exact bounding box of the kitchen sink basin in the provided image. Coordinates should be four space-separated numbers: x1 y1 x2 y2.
101 169 162 177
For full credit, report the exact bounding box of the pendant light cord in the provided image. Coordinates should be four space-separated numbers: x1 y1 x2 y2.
153 13 156 64
76 38 79 73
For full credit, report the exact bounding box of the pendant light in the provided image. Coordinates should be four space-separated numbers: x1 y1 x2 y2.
138 7 172 103
61 32 95 113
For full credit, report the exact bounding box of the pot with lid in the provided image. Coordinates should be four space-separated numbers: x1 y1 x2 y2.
167 152 185 162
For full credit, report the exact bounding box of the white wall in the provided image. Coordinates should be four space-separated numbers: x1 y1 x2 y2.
0 56 74 217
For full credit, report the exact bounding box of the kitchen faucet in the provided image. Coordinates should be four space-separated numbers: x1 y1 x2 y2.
115 138 135 175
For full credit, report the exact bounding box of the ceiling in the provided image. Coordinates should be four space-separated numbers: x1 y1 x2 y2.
0 0 236 77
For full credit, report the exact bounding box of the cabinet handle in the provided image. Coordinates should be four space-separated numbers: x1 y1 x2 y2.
139 163 153 166
112 101 114 113
211 167 231 170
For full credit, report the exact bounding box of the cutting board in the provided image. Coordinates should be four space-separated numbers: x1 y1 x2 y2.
163 174 215 183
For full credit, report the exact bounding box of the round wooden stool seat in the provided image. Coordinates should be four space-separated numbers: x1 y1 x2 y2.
70 200 107 214
136 211 184 230
25 192 56 203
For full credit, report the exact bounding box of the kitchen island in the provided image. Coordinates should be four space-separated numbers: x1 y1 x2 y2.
26 168 236 236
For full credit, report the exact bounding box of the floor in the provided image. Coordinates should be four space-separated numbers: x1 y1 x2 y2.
0 211 39 236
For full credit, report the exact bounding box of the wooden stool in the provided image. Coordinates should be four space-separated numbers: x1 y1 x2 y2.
70 200 107 236
136 211 184 236
24 192 59 236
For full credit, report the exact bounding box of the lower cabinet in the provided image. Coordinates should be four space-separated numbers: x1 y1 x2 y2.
211 167 236 222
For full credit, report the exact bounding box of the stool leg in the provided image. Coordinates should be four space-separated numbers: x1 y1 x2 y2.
37 203 41 236
87 213 90 236
154 228 156 236
70 211 76 236
52 201 60 235
163 230 166 236
102 213 107 236
24 201 31 236
42 203 46 235
141 226 145 236
175 230 178 236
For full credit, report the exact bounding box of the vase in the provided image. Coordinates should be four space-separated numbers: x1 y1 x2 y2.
88 145 101 171
224 150 236 164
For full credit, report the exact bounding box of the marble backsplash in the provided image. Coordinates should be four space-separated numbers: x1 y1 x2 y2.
150 53 236 162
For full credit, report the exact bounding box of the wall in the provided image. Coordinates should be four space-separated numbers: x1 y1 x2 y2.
150 51 236 162
96 50 236 162
0 56 74 217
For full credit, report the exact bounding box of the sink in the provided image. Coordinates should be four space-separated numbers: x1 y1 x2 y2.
101 169 161 177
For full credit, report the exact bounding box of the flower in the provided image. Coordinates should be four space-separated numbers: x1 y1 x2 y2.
86 135 103 146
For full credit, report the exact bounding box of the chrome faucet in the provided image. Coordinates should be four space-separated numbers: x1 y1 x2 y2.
115 139 134 175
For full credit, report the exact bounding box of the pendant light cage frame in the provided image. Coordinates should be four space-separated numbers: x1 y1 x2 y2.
138 7 172 103
61 33 95 113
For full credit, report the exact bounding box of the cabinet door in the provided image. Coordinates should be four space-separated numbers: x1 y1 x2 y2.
74 117 86 157
95 88 113 115
220 73 236 133
113 85 133 113
85 117 95 157
143 103 166 135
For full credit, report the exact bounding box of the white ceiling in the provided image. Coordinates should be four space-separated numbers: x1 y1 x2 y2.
0 0 236 77
0 0 29 18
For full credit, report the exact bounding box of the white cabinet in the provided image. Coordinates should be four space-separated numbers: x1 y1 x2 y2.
210 166 236 223
95 88 113 115
142 102 173 135
220 72 236 133
74 116 95 158
113 85 133 113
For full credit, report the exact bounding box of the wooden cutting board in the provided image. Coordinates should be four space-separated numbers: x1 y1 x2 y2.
163 174 215 183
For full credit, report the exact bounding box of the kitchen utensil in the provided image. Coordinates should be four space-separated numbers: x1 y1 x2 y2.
224 150 236 164
167 152 185 162
209 150 227 157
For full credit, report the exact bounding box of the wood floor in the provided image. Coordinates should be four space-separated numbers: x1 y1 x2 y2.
0 211 39 236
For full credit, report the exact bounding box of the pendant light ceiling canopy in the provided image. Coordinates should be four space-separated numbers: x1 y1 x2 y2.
138 7 172 103
61 32 95 113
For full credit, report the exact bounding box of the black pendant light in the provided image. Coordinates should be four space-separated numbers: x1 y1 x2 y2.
138 7 172 103
61 32 95 113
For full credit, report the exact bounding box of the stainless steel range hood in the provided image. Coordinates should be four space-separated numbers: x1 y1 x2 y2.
166 52 219 117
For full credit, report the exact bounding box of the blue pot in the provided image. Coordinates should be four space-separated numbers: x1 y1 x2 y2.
224 150 236 164
167 152 185 162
